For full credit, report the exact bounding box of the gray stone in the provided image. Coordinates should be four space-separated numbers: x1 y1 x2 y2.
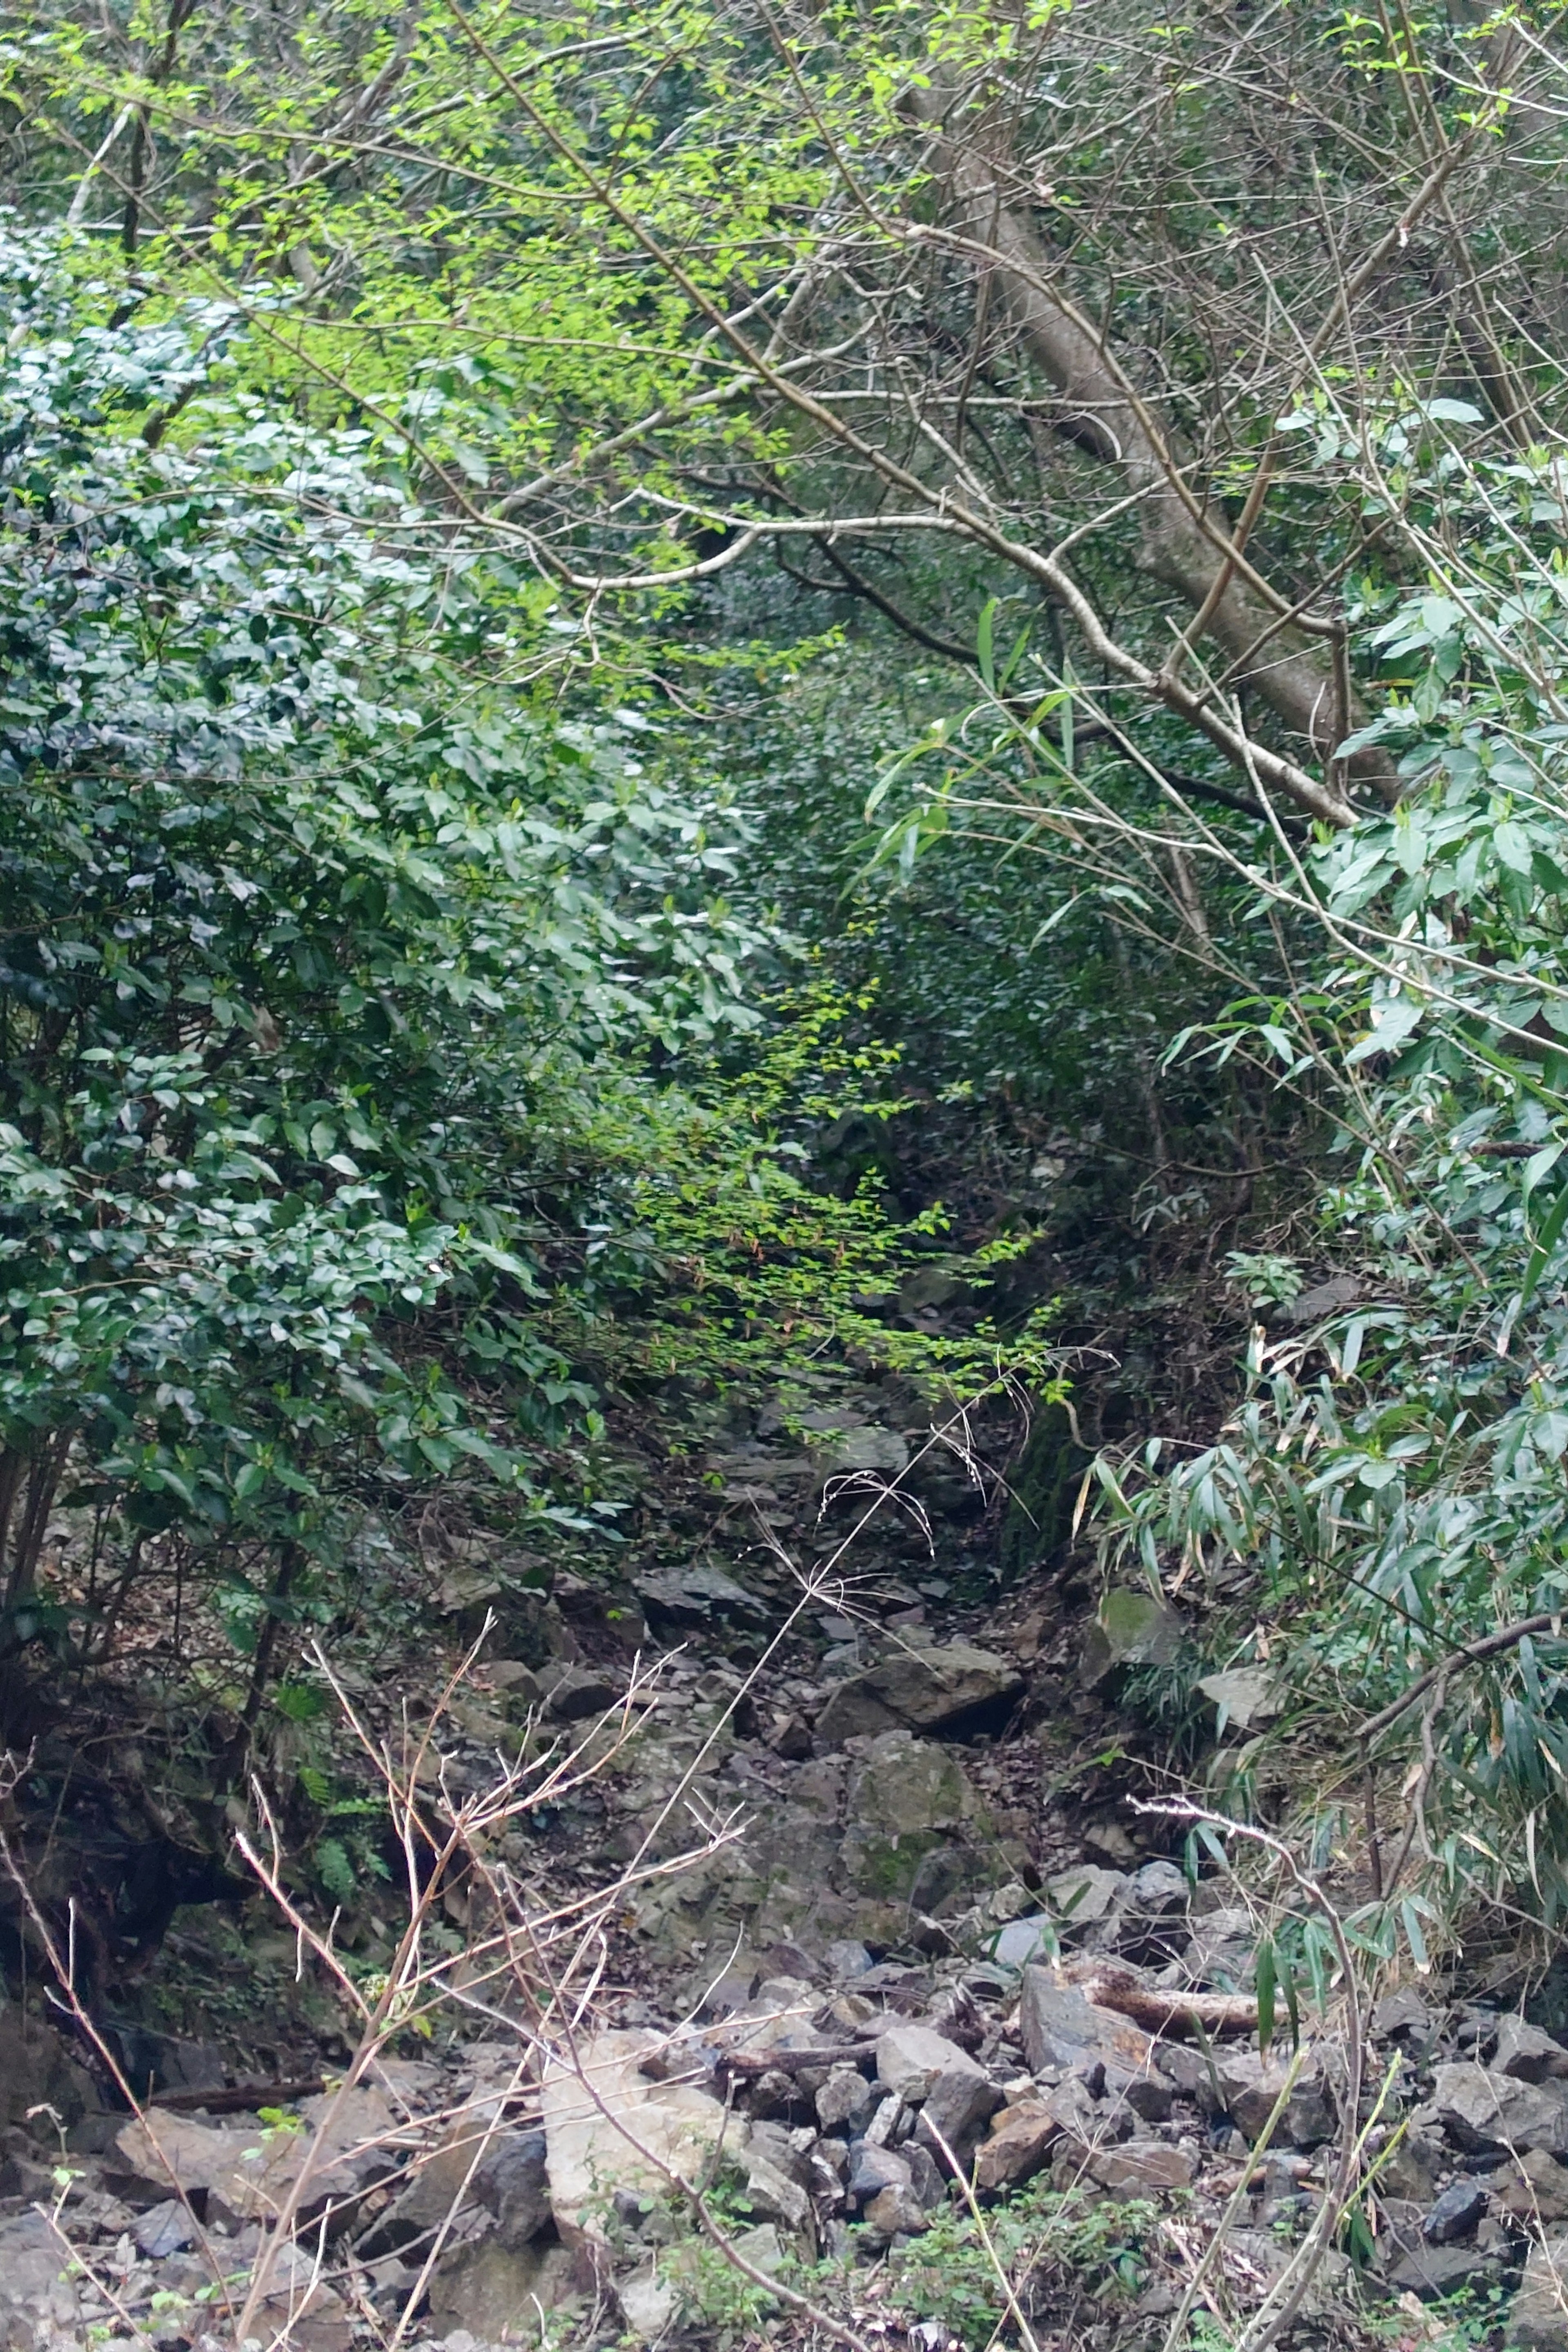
134 2200 195 2259
1108 2063 1174 2125
1511 2236 1568 2350
847 2142 911 2203
1494 2017 1568 2082
1496 2147 1568 2223
1432 2062 1568 2156
481 2129 551 2245
1196 1669 1280 1729
743 2120 813 2187
1387 2239 1494 2302
0 2212 82 2345
1208 2048 1336 2149
617 2261 678 2341
110 2090 398 2225
362 2116 548 2256
838 1733 996 1918
1423 2178 1487 2243
1128 1860 1189 1913
0 2010 98 2138
877 2024 981 2104
825 1941 873 1980
1045 1866 1128 1937
815 2066 876 2134
863 2181 931 2235
635 1563 768 1629
542 2029 727 2248
915 2067 1004 2163
989 1915 1056 1971
815 1643 1022 1744
540 1664 621 1720
1039 2076 1099 2147
1018 1973 1157 2077
743 2152 812 2236
428 2240 573 2339
1370 1989 1432 2041
863 2094 910 2148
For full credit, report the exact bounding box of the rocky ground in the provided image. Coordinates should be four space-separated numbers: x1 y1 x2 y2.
1 1395 1565 2351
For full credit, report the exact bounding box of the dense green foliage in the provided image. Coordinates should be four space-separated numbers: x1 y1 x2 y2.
3 0 1568 1947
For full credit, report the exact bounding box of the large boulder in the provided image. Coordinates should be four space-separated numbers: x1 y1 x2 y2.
541 2030 727 2248
816 1643 1022 1744
838 1731 1002 1925
1432 2062 1568 2156
361 2116 549 2255
109 2088 399 2226
0 2212 82 2346
428 2239 577 2340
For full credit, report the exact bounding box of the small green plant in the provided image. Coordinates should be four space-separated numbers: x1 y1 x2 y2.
886 2180 1162 2346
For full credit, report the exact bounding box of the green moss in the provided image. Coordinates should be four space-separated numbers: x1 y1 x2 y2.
999 1401 1091 1579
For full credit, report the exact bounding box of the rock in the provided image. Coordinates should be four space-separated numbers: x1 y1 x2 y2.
617 2261 678 2341
1196 1668 1280 1729
864 2094 911 2149
826 1940 874 1980
847 2143 913 2204
877 2024 982 2105
816 2067 876 2134
864 2181 931 2235
1128 1860 1189 1913
362 2116 548 2255
974 2100 1058 2190
1512 2236 1568 2350
540 1664 621 1720
815 1643 1022 1744
1432 2062 1568 2156
428 2240 574 2339
0 2009 98 2136
1370 1989 1432 2041
110 2089 398 2225
1038 2076 1099 2147
1497 2147 1568 2223
134 2199 196 2258
1018 1972 1158 2078
1081 1591 1183 1686
1495 2018 1568 2082
1107 2065 1174 2126
635 1564 769 1629
1044 1866 1128 1936
1082 1822 1139 1866
838 1733 997 1918
1183 1906 1255 1985
1387 2238 1494 2301
743 2151 812 2236
1207 2049 1336 2149
915 2067 1004 2163
1082 2140 1197 2196
542 2030 727 2246
989 1916 1056 1971
0 2211 82 2344
1423 2178 1487 2243
482 2129 552 2245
